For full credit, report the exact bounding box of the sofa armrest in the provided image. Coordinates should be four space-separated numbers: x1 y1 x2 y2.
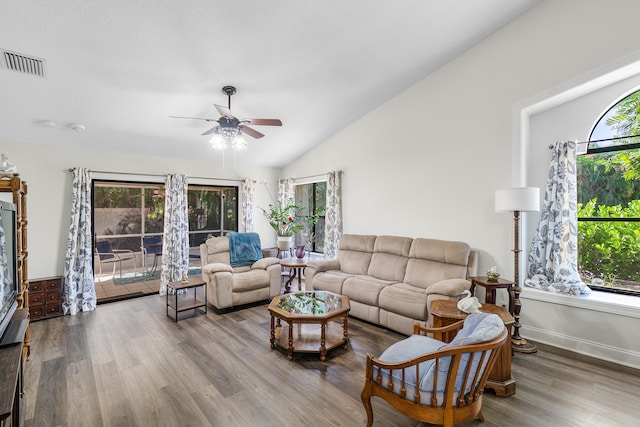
202 262 233 274
306 259 341 273
251 257 280 270
425 278 471 297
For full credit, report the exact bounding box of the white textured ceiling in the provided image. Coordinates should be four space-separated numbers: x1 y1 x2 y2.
0 0 539 168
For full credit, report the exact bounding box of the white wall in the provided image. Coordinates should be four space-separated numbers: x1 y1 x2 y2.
0 141 281 279
284 0 640 368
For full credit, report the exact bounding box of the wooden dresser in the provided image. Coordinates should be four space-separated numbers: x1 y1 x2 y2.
29 277 63 321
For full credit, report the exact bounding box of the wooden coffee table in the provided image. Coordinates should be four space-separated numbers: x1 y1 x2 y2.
268 291 350 361
430 299 516 397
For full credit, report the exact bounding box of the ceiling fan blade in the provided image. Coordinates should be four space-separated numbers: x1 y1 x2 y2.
201 125 220 136
169 115 218 122
245 118 282 126
239 125 265 139
214 104 234 118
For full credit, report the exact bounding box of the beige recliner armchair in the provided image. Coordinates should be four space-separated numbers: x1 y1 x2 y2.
200 235 281 310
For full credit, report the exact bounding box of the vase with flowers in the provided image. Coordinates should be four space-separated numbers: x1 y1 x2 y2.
260 201 322 253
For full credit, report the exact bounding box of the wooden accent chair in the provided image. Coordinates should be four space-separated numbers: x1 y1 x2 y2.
361 314 508 427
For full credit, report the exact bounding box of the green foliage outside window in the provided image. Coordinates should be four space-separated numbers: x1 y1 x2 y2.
577 89 640 293
577 199 640 283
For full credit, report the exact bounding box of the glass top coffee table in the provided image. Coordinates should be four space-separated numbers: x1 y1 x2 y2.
268 291 350 361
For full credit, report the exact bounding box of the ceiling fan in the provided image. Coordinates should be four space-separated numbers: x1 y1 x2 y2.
170 86 282 149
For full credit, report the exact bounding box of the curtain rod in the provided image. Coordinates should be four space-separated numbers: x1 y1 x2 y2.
292 171 342 181
67 168 243 182
548 133 640 149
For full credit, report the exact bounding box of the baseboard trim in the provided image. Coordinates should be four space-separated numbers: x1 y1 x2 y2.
522 324 640 370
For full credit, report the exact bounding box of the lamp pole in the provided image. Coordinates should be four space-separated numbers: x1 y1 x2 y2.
511 210 536 353
495 186 540 354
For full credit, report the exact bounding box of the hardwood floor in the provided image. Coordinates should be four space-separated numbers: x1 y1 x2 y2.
24 294 640 427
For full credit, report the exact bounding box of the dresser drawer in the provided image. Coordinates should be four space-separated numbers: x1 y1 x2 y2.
29 305 44 320
45 304 62 316
29 291 45 307
30 281 43 292
46 292 61 303
45 279 62 291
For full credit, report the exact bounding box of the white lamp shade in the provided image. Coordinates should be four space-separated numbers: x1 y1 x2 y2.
495 187 540 212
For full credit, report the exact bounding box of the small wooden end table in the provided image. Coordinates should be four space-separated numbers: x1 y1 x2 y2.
279 257 307 293
469 276 515 315
166 277 207 322
430 299 516 397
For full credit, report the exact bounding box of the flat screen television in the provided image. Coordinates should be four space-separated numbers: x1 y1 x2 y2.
0 200 18 342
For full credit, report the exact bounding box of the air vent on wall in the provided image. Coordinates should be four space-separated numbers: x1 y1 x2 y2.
1 49 46 77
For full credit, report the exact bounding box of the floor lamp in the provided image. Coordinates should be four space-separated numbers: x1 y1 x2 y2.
495 187 540 354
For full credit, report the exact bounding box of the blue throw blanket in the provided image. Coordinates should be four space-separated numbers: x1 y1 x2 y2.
228 232 263 267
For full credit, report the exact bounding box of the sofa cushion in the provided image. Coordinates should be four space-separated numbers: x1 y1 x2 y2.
342 275 395 306
410 238 471 265
378 283 429 320
310 271 353 295
337 234 376 275
367 235 412 281
403 239 470 289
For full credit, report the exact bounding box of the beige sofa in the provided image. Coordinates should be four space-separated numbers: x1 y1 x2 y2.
200 236 281 310
305 234 477 335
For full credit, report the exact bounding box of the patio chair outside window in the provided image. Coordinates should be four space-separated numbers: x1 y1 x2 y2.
142 235 163 274
95 240 137 278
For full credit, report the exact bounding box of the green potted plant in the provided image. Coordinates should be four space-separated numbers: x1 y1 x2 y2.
260 201 322 252
260 201 305 250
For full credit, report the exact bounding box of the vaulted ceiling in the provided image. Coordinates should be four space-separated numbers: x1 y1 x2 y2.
0 0 540 168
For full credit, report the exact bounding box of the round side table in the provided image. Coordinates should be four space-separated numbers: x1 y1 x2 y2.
469 276 515 315
279 257 308 293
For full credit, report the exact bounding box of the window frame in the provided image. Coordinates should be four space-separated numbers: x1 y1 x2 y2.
92 179 239 275
294 181 326 254
577 90 640 297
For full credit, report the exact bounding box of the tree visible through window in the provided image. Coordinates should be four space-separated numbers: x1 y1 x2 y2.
294 182 326 253
577 89 640 296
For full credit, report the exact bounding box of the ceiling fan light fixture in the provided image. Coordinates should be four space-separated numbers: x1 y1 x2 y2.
209 132 227 150
171 84 282 154
232 133 247 150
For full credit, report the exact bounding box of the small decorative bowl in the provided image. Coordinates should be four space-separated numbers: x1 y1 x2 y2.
486 273 500 282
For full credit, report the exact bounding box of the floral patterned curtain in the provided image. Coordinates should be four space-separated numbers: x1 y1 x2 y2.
278 178 295 206
241 178 256 232
160 174 189 295
525 141 591 295
324 170 343 259
62 168 96 315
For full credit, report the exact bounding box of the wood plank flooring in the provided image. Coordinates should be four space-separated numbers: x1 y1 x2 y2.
24 294 640 427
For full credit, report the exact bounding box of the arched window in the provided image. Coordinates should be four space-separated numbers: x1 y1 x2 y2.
577 89 640 296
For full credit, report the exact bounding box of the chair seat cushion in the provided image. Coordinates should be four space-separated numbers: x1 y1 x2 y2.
232 269 269 292
375 335 446 390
